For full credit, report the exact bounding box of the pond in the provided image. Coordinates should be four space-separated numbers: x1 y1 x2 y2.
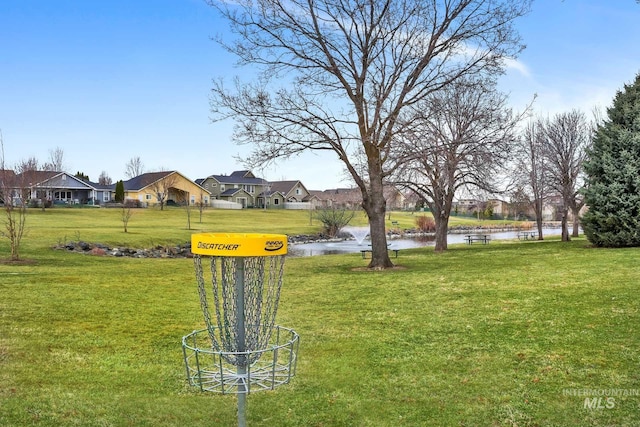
287 228 564 257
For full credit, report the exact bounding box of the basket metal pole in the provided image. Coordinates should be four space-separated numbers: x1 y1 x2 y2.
235 257 247 427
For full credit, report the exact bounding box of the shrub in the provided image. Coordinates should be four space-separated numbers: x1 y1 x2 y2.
415 215 435 232
315 207 356 237
124 199 142 208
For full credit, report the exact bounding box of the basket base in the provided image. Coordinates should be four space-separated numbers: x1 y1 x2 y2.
181 326 299 394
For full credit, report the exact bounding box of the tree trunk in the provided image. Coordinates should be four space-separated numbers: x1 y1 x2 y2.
571 206 581 237
536 220 544 240
534 198 544 240
433 215 449 252
361 169 393 269
561 209 570 242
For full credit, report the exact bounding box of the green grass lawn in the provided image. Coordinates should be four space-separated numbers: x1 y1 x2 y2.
1 207 638 426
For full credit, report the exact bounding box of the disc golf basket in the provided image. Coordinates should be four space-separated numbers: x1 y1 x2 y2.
182 233 299 427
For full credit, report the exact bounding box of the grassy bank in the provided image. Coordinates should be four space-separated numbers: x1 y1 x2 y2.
0 208 638 426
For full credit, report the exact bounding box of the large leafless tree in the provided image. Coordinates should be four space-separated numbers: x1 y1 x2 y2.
514 119 550 239
543 110 591 241
393 77 523 252
208 0 531 268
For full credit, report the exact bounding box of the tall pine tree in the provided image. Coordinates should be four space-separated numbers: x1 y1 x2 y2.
582 73 640 247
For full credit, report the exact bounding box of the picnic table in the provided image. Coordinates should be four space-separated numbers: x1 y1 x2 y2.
464 234 491 245
517 231 538 240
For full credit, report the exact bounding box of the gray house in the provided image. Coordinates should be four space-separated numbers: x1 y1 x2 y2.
20 171 111 205
197 170 270 208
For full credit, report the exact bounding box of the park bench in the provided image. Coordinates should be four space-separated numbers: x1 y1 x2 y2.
361 248 400 259
464 234 490 245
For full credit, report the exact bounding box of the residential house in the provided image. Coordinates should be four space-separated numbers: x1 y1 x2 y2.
122 171 209 207
0 170 19 204
197 170 268 208
267 180 316 209
308 190 333 209
487 198 510 219
268 180 310 202
315 185 405 210
318 188 362 209
11 171 112 206
256 188 286 209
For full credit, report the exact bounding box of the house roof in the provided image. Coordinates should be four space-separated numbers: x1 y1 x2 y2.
258 190 285 197
0 169 17 186
204 170 267 186
122 171 175 191
220 188 250 197
17 171 107 190
268 180 301 194
18 170 60 185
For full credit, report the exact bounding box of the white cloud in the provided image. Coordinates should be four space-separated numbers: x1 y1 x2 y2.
504 57 531 78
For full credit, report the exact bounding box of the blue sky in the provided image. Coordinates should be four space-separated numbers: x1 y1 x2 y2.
1 0 639 190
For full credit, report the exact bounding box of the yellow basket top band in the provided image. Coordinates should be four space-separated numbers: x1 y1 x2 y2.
191 233 288 257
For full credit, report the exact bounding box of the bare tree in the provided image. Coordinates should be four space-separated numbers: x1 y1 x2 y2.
0 131 28 261
515 119 550 239
149 172 178 210
543 110 591 241
43 147 66 172
121 204 133 233
175 189 193 229
509 185 533 220
125 156 145 179
392 77 524 252
20 156 39 173
208 0 531 269
98 171 112 185
15 157 43 209
196 190 208 223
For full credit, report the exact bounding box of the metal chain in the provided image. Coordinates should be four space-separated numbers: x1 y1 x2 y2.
194 254 286 366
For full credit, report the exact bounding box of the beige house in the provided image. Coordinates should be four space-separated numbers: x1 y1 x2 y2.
122 171 209 207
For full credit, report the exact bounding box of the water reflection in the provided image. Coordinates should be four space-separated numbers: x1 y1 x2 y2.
288 228 563 257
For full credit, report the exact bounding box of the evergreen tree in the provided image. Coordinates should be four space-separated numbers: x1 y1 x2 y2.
74 171 90 181
582 73 640 247
115 180 125 203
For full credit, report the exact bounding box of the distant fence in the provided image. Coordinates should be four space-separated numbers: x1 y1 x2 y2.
211 200 242 210
284 202 313 210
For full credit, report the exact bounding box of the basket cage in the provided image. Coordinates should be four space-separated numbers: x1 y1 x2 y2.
183 253 298 394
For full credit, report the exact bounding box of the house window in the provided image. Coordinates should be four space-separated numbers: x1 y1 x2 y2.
146 194 152 200
274 198 279 205
220 185 225 191
103 193 110 202
54 191 72 200
190 195 195 204
296 188 301 195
